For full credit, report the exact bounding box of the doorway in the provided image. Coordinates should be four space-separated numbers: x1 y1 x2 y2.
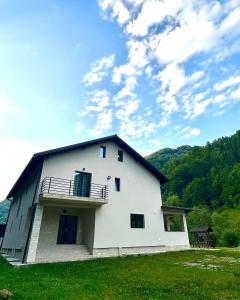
57 215 78 244
73 171 92 197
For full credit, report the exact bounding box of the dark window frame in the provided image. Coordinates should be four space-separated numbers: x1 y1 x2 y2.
99 146 106 158
130 214 145 229
118 150 123 162
115 178 120 192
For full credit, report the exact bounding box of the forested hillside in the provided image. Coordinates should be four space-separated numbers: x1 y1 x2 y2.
150 130 240 210
148 130 240 246
146 145 192 169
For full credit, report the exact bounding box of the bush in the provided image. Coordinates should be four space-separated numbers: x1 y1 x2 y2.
221 231 239 247
209 232 218 248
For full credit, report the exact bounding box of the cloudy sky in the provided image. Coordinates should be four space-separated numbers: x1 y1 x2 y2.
1 0 240 199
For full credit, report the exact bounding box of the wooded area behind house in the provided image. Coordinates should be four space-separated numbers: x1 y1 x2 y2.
147 130 240 246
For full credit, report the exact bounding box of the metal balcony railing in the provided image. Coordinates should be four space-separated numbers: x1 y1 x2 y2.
40 177 108 200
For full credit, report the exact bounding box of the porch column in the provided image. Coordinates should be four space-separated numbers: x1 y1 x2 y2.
26 204 44 263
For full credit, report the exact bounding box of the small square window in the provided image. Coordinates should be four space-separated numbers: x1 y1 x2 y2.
99 146 106 158
115 178 120 192
118 150 123 162
131 214 145 228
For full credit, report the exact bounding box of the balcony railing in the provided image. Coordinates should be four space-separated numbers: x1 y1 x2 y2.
40 177 108 200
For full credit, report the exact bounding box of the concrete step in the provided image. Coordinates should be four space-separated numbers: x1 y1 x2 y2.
36 244 92 263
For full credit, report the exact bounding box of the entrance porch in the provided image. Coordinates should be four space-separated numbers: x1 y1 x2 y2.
35 206 95 263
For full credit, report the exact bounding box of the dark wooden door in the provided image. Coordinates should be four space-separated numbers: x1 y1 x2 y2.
57 215 78 244
73 172 91 197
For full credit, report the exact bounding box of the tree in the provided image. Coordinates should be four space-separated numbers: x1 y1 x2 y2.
164 194 182 206
187 206 211 231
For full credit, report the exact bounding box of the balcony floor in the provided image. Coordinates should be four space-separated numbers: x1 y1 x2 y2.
39 193 108 207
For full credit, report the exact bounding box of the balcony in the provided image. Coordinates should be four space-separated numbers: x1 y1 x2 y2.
39 177 108 207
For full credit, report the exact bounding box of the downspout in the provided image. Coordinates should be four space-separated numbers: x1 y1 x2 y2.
22 169 42 264
0 198 13 250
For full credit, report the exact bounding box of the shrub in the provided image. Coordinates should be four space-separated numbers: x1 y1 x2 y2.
221 231 239 247
209 232 218 248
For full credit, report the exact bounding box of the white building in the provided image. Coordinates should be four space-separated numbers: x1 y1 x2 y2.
1 135 190 264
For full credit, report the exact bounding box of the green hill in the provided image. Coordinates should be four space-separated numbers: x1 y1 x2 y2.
149 130 240 210
147 130 240 246
146 145 192 169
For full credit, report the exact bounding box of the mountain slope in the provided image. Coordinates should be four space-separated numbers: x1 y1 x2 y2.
146 145 192 169
147 130 240 209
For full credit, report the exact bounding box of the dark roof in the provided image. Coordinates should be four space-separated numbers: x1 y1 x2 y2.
190 226 213 233
161 205 192 213
7 134 168 198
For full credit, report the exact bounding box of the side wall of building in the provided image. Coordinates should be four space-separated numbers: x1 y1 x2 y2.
1 168 41 260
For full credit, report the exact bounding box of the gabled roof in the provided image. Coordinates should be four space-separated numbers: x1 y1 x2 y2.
7 134 168 198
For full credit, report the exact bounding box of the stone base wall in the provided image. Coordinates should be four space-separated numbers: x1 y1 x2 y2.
92 245 190 258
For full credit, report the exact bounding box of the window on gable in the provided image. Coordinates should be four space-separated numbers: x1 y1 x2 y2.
118 150 123 162
99 146 106 158
131 214 145 228
115 178 120 192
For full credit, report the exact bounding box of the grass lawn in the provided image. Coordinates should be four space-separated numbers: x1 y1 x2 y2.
0 249 240 299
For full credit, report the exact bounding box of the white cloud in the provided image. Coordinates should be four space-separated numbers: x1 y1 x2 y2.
157 64 186 98
126 0 184 37
90 109 113 135
98 0 130 25
179 127 201 139
113 77 137 102
230 87 240 99
214 75 240 91
93 0 240 138
115 98 140 121
83 54 115 85
188 71 204 82
119 115 157 139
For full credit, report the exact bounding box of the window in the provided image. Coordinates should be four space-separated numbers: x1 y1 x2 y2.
163 214 185 232
115 178 120 192
16 195 22 217
118 150 123 162
131 214 145 228
99 146 106 158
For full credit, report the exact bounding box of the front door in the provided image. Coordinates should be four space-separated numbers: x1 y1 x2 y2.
57 215 78 244
73 172 91 197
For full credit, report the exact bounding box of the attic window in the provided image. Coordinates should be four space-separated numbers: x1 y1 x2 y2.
118 150 123 162
99 146 106 158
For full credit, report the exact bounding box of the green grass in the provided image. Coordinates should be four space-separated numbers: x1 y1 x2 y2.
1 249 240 299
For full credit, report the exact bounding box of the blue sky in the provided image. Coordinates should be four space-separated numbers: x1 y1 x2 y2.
1 0 240 199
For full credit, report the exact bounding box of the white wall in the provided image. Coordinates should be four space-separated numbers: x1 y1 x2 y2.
38 140 189 249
